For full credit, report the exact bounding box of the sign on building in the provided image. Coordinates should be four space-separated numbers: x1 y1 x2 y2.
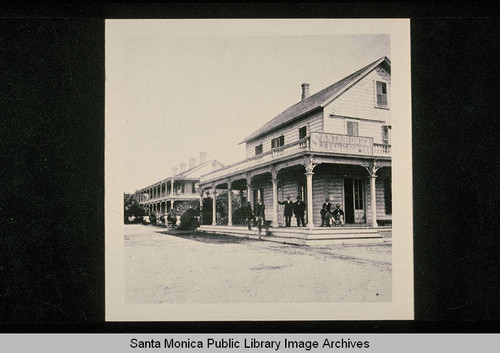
309 132 373 155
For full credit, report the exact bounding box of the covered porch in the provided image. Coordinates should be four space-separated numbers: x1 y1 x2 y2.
199 154 391 237
198 224 391 246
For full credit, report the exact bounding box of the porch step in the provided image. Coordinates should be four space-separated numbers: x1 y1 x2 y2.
198 225 384 246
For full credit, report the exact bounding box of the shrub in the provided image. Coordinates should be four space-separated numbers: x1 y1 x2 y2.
179 208 197 230
232 207 247 225
149 213 156 225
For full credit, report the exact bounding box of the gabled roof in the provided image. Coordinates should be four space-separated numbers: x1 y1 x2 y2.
241 56 391 143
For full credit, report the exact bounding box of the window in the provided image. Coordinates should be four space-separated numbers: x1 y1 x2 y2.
354 178 364 210
271 135 285 149
384 179 392 215
299 126 307 139
346 121 359 136
382 125 390 144
255 144 263 155
376 81 388 107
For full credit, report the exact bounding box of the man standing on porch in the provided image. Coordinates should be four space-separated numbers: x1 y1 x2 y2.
293 196 306 227
278 195 294 227
245 201 254 230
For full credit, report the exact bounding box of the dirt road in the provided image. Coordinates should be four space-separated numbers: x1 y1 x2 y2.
124 225 391 303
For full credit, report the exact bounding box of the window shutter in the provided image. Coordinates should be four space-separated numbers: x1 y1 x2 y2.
382 125 389 144
347 122 353 135
376 81 387 107
279 135 285 146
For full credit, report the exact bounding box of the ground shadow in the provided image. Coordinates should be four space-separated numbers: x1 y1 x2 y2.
153 228 255 244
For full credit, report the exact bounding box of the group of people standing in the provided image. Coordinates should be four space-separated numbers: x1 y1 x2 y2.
244 195 306 230
278 195 306 227
244 196 344 230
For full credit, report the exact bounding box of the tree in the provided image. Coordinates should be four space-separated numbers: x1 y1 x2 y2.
124 193 145 224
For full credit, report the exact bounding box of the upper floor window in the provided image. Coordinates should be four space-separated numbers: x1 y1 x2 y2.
255 144 263 155
375 81 388 108
382 125 390 144
346 121 359 136
271 135 285 149
299 126 307 139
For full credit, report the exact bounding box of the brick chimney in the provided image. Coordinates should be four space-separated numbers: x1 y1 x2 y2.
180 163 187 172
189 157 196 169
301 83 310 101
199 151 207 165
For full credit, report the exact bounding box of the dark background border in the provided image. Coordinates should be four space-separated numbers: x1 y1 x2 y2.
1 3 499 332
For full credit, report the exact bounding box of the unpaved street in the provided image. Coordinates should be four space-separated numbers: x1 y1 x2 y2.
124 225 391 303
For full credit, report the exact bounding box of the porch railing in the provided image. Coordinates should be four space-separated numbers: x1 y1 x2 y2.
373 143 391 156
201 137 310 182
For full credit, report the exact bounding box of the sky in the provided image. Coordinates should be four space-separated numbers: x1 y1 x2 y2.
106 20 391 193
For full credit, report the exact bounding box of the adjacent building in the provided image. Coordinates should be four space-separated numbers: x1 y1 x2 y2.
198 56 392 229
137 152 224 217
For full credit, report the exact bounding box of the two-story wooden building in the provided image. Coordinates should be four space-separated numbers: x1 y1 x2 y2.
198 57 392 232
137 152 224 218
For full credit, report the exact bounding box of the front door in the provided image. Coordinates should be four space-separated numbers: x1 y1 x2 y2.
344 178 355 223
344 177 366 224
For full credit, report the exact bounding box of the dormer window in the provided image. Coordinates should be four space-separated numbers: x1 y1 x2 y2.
299 126 307 139
375 81 388 108
255 144 263 155
271 135 285 149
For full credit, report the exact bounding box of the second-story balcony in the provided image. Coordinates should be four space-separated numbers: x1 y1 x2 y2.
201 132 391 183
139 191 200 203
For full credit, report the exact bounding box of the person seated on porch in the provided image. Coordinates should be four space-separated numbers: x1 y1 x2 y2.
320 204 330 227
278 195 294 227
244 201 255 230
331 204 345 227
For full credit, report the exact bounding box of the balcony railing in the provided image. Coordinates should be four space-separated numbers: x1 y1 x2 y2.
200 133 391 183
201 138 310 182
373 143 392 156
139 192 200 203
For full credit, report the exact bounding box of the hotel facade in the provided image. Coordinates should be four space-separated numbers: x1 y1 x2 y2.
137 152 224 218
198 57 392 232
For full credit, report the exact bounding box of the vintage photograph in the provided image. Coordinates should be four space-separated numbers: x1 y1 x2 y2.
105 19 412 321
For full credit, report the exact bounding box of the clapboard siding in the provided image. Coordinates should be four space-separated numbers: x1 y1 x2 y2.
323 67 391 144
324 67 391 122
246 110 323 158
376 177 391 220
311 170 343 226
324 116 387 143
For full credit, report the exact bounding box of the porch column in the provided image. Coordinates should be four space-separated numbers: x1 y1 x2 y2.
226 179 232 226
171 179 174 198
271 167 278 226
304 156 315 229
369 173 378 228
212 183 217 226
245 173 252 205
